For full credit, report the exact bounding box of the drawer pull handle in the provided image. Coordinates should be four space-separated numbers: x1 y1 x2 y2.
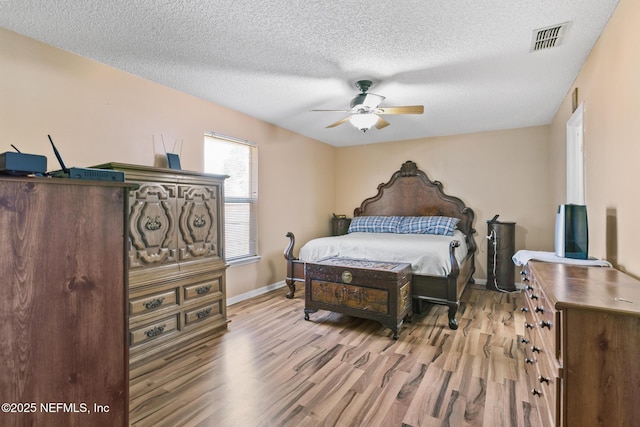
539 320 553 329
144 297 165 310
534 306 545 313
145 324 166 338
520 307 529 313
196 285 212 295
145 215 162 231
520 338 530 344
525 322 534 329
196 308 212 319
525 357 536 364
531 346 542 353
538 375 550 384
531 389 543 397
193 214 207 228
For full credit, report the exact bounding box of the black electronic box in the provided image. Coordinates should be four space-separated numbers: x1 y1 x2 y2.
0 151 47 176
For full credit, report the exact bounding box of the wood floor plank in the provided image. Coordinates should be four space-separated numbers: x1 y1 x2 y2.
131 284 539 426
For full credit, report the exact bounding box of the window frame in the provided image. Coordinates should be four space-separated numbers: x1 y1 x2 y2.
203 132 259 265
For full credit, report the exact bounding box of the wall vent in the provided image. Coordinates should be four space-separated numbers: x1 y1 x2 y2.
531 22 570 52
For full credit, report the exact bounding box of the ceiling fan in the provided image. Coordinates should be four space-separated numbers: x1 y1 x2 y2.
312 80 424 132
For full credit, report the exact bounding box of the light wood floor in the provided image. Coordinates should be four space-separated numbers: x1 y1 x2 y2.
130 284 541 427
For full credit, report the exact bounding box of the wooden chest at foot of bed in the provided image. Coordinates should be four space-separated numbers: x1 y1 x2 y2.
304 257 412 339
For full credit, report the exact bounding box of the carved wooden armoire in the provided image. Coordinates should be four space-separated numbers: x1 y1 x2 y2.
0 177 130 426
97 163 228 368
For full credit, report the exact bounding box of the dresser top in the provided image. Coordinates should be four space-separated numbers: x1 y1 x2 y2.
529 261 640 317
93 162 228 181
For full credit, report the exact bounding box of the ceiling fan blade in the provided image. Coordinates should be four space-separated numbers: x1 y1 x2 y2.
374 117 390 129
326 116 351 128
376 105 424 115
311 109 351 112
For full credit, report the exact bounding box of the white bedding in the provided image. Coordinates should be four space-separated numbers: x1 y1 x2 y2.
298 230 469 277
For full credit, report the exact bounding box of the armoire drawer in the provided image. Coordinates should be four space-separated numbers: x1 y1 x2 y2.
129 288 178 317
183 274 223 302
184 300 224 327
130 314 179 347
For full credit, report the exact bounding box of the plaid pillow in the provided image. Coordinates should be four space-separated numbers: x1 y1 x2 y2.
347 216 402 233
398 216 460 236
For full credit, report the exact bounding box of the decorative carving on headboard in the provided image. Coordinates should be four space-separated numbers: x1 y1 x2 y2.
353 160 476 254
400 160 418 176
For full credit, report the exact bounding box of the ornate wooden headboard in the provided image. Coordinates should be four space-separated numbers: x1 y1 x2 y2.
354 160 476 253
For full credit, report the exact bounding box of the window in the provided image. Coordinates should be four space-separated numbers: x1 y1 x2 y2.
204 132 258 263
566 103 585 204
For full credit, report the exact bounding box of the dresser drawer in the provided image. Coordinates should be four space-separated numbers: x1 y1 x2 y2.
130 314 179 347
524 273 558 360
521 264 561 427
526 340 560 425
129 288 178 317
523 347 552 427
183 300 224 327
183 274 223 302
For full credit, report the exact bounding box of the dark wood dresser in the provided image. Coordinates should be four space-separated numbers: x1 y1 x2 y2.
521 261 640 427
0 177 130 426
305 257 412 339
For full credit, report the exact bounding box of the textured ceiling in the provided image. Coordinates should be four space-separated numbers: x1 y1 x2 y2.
0 0 620 147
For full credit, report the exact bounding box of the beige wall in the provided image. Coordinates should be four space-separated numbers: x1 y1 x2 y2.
0 28 336 299
3 0 637 295
549 0 639 278
335 127 553 281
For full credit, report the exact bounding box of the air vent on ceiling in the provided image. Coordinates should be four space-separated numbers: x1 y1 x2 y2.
530 22 570 52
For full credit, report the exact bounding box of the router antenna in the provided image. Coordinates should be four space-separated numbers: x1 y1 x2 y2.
161 134 167 154
48 135 69 173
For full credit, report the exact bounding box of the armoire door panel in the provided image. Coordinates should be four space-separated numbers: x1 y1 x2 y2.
178 184 222 262
129 183 178 269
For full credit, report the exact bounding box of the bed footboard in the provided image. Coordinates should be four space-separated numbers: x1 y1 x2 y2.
411 239 470 329
284 232 305 298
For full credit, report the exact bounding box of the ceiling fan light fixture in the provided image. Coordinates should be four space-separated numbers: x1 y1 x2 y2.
313 79 423 132
349 113 379 132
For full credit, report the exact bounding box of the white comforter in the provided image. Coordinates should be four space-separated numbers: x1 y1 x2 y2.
298 230 468 277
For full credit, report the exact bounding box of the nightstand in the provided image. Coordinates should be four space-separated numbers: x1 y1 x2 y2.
331 215 351 236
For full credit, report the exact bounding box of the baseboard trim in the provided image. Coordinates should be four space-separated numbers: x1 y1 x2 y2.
227 280 287 306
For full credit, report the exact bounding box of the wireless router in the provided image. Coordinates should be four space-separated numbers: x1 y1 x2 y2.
48 135 125 182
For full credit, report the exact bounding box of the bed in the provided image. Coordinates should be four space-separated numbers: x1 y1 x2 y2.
283 160 476 329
